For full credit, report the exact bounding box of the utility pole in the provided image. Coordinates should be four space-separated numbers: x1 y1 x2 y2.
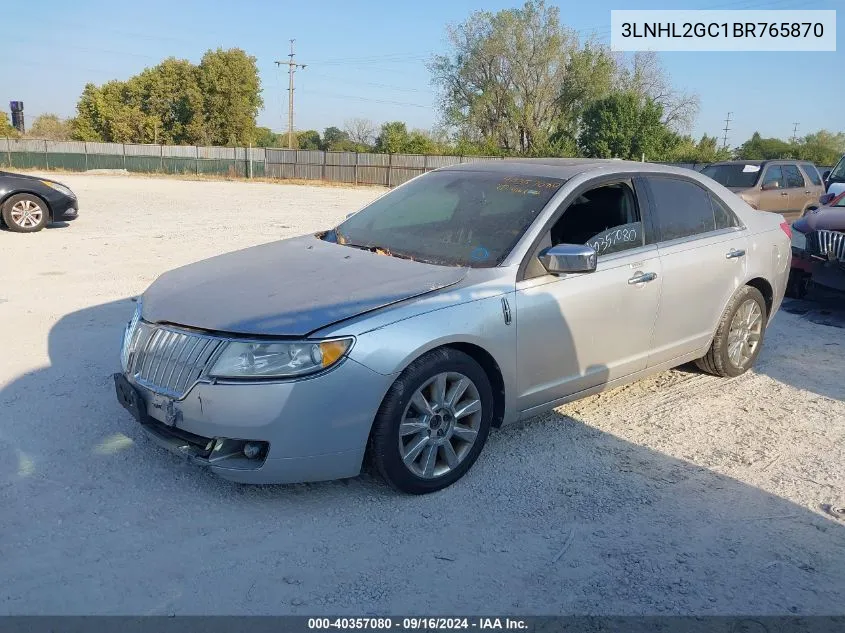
722 112 732 150
791 122 799 144
275 40 307 149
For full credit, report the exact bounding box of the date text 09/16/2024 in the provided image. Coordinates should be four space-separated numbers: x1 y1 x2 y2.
307 618 528 630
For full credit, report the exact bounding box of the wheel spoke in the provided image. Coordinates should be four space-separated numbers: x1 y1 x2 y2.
446 377 469 408
402 436 428 464
454 399 481 419
442 441 459 468
432 373 447 406
410 390 434 416
421 444 438 477
399 420 429 437
452 424 477 443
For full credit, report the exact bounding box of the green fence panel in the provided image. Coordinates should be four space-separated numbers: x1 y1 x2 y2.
10 151 49 169
45 152 88 171
86 154 125 170
125 156 160 172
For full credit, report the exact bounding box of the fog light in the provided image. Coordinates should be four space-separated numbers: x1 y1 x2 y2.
243 442 264 459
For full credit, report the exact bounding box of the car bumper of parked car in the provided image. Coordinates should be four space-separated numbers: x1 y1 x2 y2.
54 197 79 221
113 358 395 484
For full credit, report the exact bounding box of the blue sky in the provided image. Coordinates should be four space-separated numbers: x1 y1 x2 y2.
1 0 841 147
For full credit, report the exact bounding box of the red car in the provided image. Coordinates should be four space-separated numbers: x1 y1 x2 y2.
787 191 845 298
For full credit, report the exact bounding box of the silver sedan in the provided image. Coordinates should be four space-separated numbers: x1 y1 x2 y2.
114 159 792 494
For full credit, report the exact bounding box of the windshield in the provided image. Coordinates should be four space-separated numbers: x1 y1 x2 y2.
830 156 845 182
328 170 565 267
701 164 762 188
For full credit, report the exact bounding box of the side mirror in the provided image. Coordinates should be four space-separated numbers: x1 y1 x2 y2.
822 170 831 181
819 193 835 205
538 243 597 275
761 181 780 191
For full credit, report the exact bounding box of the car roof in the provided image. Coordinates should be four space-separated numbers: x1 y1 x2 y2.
436 157 698 180
708 159 815 167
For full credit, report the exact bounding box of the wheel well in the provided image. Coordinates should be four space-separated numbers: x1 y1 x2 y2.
1 191 53 219
444 343 506 428
746 277 773 317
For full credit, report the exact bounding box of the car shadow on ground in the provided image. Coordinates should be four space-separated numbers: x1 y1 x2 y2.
0 298 843 615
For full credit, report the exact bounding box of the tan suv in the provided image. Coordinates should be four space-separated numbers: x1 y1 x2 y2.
701 160 825 221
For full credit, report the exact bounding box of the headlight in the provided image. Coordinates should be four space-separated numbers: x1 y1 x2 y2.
40 180 75 198
121 301 142 371
208 338 353 379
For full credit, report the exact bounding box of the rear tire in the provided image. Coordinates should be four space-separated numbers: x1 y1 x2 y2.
2 193 49 233
695 286 768 378
368 347 494 494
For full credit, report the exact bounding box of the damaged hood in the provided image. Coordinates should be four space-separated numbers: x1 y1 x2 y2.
141 234 468 336
794 206 845 233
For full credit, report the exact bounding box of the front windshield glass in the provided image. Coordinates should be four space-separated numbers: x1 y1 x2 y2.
701 164 762 188
830 156 845 181
330 170 565 267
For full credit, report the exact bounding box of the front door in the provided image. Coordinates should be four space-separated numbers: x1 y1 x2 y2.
758 164 789 213
514 178 661 413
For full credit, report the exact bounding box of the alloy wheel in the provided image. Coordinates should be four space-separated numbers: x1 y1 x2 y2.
727 298 763 368
398 371 483 479
10 199 44 229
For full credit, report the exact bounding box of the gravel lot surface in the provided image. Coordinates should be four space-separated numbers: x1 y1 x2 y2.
1 173 844 616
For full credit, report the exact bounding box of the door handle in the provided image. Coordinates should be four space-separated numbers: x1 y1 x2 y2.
780 192 788 196
726 248 746 259
628 271 657 285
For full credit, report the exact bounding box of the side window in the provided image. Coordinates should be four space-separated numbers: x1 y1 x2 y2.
762 165 785 189
547 182 645 258
710 194 739 230
783 164 805 189
800 163 823 186
646 177 716 241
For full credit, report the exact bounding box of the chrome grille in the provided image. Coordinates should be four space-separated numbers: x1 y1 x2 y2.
808 230 845 261
125 321 224 398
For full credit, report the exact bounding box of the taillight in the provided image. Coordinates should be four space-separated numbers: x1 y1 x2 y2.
780 221 792 239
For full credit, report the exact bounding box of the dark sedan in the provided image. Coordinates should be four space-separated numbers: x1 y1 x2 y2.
0 171 79 233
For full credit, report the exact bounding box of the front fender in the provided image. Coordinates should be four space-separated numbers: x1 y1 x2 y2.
347 292 520 424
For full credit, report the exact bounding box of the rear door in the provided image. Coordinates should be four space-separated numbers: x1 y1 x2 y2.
642 175 748 366
758 165 789 212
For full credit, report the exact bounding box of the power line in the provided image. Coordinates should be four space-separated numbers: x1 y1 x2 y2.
722 112 732 149
304 91 433 109
275 40 307 149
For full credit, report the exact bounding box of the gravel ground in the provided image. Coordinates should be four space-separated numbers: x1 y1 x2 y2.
1 172 844 616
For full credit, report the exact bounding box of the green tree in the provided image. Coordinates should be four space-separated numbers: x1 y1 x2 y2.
374 121 410 154
578 92 674 160
71 48 262 146
796 130 845 166
667 134 731 164
322 126 350 150
197 48 263 146
28 114 73 140
296 130 322 150
736 132 794 160
429 0 577 154
254 126 284 147
0 112 19 138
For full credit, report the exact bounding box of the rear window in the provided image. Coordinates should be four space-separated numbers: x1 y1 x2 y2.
646 176 716 241
783 164 806 188
701 164 761 188
800 163 823 186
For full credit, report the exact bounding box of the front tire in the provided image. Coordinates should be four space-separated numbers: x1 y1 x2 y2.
2 193 49 233
695 285 768 377
368 348 494 494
